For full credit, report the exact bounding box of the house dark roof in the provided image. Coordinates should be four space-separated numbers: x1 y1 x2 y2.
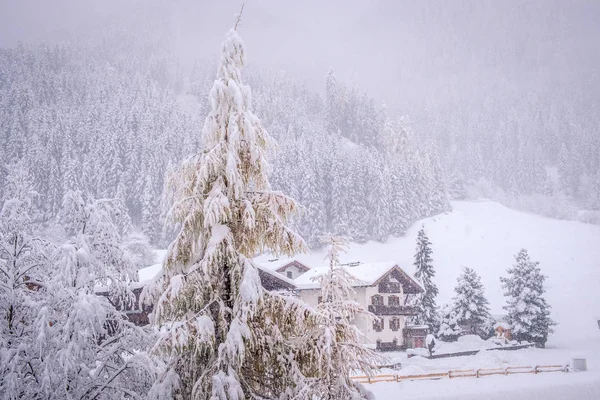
274 260 311 273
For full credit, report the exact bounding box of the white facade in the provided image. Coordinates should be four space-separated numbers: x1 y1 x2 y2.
297 273 413 347
278 263 306 279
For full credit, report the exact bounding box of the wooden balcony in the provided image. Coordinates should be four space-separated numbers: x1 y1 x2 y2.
368 304 418 316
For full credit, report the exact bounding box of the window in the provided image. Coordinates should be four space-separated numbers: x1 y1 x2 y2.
371 294 383 305
286 271 293 279
390 317 400 332
388 295 400 306
373 317 384 332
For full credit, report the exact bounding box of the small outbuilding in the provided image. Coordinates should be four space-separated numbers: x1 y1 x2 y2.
494 322 512 341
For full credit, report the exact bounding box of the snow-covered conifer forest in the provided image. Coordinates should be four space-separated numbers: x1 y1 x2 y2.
1 1 600 399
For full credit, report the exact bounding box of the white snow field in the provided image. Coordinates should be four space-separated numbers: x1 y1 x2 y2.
141 200 600 398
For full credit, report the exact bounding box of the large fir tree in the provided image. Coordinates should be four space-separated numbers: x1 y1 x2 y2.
147 23 317 399
500 249 556 347
411 227 439 333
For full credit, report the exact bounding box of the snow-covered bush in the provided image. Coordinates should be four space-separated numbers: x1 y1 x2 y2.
33 191 156 399
1 184 156 398
0 164 54 398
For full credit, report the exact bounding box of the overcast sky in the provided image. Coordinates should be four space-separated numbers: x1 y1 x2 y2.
2 0 599 116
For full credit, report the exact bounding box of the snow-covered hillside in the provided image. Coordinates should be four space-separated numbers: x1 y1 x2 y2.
254 200 600 347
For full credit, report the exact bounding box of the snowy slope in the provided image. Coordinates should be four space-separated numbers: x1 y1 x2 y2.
254 200 600 347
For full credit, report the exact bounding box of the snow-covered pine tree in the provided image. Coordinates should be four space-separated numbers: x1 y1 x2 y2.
31 191 155 399
148 23 314 399
368 153 391 242
437 304 461 342
0 163 54 398
451 267 492 338
142 175 160 244
313 235 382 399
411 227 439 333
500 249 556 347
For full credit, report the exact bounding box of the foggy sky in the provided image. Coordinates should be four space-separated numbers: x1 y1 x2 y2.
2 0 599 118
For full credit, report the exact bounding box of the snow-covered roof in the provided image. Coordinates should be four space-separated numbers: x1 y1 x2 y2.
252 256 298 271
494 322 511 330
293 261 424 293
138 263 163 282
254 262 297 287
274 260 311 273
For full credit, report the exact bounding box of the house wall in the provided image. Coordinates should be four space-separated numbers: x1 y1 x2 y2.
279 265 305 279
363 282 407 345
297 277 410 347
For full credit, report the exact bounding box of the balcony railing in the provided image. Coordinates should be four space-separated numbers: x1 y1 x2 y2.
368 304 418 316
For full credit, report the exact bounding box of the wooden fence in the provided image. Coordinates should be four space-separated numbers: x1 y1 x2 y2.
352 364 568 384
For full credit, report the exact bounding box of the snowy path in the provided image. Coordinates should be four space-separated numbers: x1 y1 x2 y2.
371 339 600 400
370 372 600 400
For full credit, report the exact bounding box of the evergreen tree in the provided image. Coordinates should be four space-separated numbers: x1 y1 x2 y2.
325 69 341 135
313 235 382 399
142 175 160 244
451 267 492 338
411 227 439 333
148 25 315 399
500 249 556 347
437 304 461 342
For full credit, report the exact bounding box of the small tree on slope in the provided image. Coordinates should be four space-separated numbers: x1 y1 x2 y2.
313 235 382 400
411 227 439 333
147 25 314 399
452 267 492 337
500 249 556 347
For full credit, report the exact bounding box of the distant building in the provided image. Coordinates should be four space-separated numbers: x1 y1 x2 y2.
494 322 512 341
268 259 311 280
293 261 426 351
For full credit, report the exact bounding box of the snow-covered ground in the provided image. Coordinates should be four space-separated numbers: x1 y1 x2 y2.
140 200 600 398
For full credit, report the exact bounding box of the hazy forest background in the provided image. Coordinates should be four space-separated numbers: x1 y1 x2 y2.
1 0 599 248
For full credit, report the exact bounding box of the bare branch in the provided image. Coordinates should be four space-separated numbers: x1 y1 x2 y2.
234 3 245 31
